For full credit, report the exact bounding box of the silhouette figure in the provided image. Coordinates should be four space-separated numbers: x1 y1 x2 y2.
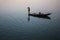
27 7 30 14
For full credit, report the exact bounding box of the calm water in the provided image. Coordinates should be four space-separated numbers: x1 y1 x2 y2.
0 0 60 40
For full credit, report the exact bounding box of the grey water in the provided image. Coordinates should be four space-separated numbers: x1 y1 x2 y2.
0 0 60 40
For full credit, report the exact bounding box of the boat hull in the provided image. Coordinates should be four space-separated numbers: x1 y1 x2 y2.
28 13 51 19
29 13 48 17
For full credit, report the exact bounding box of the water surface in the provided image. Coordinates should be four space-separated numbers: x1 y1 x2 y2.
0 0 60 40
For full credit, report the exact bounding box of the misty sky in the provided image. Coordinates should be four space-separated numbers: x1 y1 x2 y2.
0 0 60 12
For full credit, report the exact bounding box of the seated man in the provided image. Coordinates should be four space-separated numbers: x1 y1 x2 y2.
39 12 41 15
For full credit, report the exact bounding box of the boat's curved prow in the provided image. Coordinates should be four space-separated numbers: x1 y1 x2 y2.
46 13 52 15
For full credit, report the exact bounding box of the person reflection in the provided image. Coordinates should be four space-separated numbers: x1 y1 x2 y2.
28 14 30 21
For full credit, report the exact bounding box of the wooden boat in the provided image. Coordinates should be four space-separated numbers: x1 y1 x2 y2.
28 14 51 19
29 13 51 17
27 7 51 19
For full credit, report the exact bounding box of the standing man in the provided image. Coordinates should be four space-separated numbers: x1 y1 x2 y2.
27 7 30 14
